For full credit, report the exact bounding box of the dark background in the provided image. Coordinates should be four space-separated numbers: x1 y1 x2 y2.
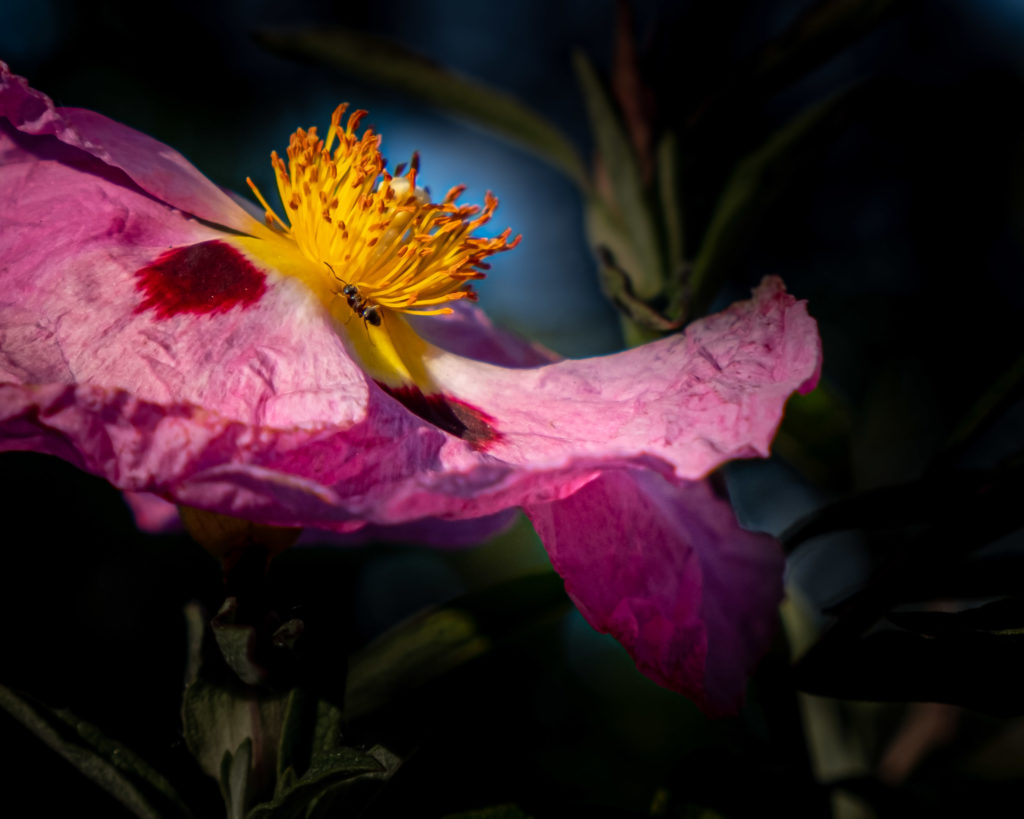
2 1 1024 816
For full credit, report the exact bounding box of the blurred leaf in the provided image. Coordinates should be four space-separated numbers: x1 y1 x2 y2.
827 775 939 817
344 572 568 722
938 349 1024 467
443 805 535 819
688 90 854 319
181 676 287 800
187 644 399 818
0 683 195 819
781 480 936 553
888 598 1024 637
839 475 1019 616
211 597 266 686
247 745 391 819
584 197 657 341
275 690 316 789
793 627 1024 715
275 692 362 786
610 0 656 178
312 746 402 819
685 0 902 136
788 459 1024 707
345 607 488 723
593 245 681 340
772 381 853 490
656 131 686 305
247 686 399 819
882 553 1024 603
852 358 940 488
222 739 253 819
309 698 345 758
750 0 904 97
575 50 664 301
782 461 1024 552
254 26 589 189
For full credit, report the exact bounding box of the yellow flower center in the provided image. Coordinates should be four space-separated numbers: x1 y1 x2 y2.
245 104 519 321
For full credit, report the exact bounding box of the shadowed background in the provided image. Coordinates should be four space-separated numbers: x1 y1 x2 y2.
2 1 1024 816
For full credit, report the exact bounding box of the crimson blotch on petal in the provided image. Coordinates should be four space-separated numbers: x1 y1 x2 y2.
0 62 821 713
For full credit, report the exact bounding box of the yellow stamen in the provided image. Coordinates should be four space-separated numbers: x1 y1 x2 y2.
246 105 518 322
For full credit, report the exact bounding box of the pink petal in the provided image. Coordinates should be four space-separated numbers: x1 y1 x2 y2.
0 61 253 231
525 469 783 715
417 275 821 480
2 67 823 708
0 165 819 527
408 301 560 368
0 152 373 431
1 66 821 532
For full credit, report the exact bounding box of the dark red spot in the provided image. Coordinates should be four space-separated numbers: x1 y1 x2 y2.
378 383 500 449
134 240 266 319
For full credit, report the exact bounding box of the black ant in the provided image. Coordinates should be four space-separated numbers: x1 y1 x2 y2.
325 263 381 327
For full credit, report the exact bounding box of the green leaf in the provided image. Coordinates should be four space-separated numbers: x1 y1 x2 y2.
246 745 391 819
309 698 345 757
274 689 316 790
344 572 568 722
583 197 654 321
254 26 588 190
574 50 664 301
310 746 402 819
688 90 854 318
181 676 288 801
211 597 266 686
344 607 490 722
0 683 196 819
222 739 254 819
274 692 349 788
656 131 686 306
771 381 852 490
239 685 400 819
593 245 681 338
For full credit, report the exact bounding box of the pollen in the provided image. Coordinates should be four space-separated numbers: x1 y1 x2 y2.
246 104 520 318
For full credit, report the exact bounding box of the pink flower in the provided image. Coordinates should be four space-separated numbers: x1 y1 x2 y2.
0 63 821 715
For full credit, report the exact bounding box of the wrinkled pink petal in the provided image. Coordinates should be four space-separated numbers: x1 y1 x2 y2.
0 62 251 231
421 275 821 480
1 65 824 709
0 150 372 430
526 469 783 716
0 108 821 528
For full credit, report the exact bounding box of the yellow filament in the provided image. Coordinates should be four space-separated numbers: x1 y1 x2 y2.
245 105 520 318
